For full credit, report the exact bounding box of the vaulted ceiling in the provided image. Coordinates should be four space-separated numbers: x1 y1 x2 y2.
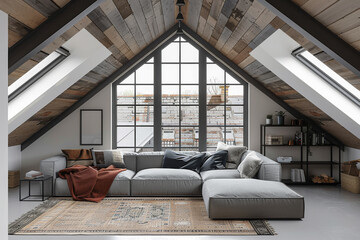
2 0 360 149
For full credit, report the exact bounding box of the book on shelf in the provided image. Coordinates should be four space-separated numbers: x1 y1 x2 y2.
25 170 44 179
291 169 306 183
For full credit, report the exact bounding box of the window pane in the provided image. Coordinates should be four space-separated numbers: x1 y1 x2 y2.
117 85 134 104
181 42 199 62
181 64 198 84
206 57 213 63
181 106 199 125
162 106 179 125
162 127 179 148
136 106 154 124
136 64 154 84
136 85 153 104
207 127 224 147
226 106 244 125
162 85 179 104
117 106 134 125
162 64 179 84
207 105 225 125
226 73 239 84
181 85 198 104
207 85 224 105
207 64 224 83
226 127 244 146
121 73 134 84
136 127 154 149
147 57 154 63
227 85 243 104
162 42 179 62
117 127 134 147
181 127 199 148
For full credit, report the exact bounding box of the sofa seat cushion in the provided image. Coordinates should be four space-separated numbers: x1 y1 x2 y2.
54 170 135 196
200 169 240 182
202 179 304 219
131 168 202 196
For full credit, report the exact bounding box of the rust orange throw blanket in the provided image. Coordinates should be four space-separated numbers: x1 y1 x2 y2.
58 165 125 202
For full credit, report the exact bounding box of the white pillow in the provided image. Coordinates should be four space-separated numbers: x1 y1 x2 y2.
216 142 247 168
237 151 263 178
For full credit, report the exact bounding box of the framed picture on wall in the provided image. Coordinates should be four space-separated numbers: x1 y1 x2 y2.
80 109 103 145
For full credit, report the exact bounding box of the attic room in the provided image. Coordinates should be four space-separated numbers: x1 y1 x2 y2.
1 0 360 239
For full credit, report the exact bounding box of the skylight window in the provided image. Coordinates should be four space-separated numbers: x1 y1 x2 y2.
292 47 360 107
8 47 70 102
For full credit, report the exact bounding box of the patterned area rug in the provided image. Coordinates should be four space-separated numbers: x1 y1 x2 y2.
9 197 276 235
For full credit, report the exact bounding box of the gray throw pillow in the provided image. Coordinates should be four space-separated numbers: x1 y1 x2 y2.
92 150 126 168
237 151 263 178
216 142 247 168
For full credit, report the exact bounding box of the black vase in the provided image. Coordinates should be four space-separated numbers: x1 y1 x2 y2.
277 116 284 125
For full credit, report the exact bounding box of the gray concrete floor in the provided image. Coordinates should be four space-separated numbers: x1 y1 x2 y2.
8 185 360 240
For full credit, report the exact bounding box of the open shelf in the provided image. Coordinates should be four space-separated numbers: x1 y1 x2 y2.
282 179 339 185
261 144 304 147
261 124 304 127
278 161 339 165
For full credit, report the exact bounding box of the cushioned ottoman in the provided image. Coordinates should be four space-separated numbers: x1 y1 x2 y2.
202 179 304 219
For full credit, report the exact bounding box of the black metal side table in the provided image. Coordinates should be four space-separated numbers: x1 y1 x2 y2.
19 175 53 201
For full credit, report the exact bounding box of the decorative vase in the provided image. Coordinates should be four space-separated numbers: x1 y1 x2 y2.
266 118 272 125
277 116 284 125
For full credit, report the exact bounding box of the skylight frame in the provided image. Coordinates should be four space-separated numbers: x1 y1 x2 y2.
292 47 360 108
8 47 70 102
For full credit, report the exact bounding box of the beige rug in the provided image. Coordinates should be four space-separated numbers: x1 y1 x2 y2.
9 197 275 235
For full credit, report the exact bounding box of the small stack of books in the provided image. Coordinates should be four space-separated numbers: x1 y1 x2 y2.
25 170 44 179
291 169 306 183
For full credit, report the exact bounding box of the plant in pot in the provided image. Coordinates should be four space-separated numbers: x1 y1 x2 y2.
275 111 286 125
266 114 273 125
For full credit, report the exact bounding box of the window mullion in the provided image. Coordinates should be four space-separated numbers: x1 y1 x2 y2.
154 50 162 151
199 49 207 152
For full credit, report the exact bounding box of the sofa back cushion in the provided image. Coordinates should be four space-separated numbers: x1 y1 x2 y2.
123 152 137 172
162 150 206 172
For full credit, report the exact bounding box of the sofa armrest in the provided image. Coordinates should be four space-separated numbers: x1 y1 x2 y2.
256 152 282 182
40 155 66 188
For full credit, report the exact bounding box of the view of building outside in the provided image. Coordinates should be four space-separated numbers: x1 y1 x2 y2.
116 38 244 152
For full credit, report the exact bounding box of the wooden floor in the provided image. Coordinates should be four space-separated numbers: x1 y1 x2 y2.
8 185 360 240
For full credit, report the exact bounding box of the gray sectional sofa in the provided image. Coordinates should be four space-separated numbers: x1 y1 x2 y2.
40 150 304 219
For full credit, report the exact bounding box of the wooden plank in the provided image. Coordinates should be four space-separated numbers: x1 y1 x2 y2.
153 0 166 34
238 55 255 68
197 16 207 36
233 45 252 65
8 59 38 85
113 0 133 19
197 0 212 35
203 0 225 41
8 30 22 48
300 0 337 17
100 0 140 54
215 27 233 50
8 15 31 37
87 7 113 32
339 25 360 43
23 0 59 17
85 22 113 49
242 9 275 45
31 51 48 62
73 16 92 30
161 0 175 30
221 0 264 54
327 8 360 35
124 14 147 48
315 0 360 26
292 0 309 6
52 0 71 8
0 0 46 29
221 0 238 18
186 0 202 31
208 13 227 41
269 16 286 29
129 0 153 44
104 26 133 59
249 24 276 48
140 0 159 38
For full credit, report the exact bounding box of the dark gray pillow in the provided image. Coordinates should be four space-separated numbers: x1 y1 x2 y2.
216 142 247 168
200 150 228 172
162 150 206 172
237 151 263 178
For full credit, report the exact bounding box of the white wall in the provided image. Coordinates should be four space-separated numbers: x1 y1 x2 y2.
8 145 21 171
0 10 8 240
344 147 360 161
249 84 293 152
21 85 112 175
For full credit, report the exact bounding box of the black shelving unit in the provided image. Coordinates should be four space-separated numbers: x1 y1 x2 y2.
260 124 341 185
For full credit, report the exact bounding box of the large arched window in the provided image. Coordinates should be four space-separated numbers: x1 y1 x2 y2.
113 37 247 152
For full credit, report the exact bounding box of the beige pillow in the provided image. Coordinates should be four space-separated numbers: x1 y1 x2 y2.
216 142 247 168
237 151 263 178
